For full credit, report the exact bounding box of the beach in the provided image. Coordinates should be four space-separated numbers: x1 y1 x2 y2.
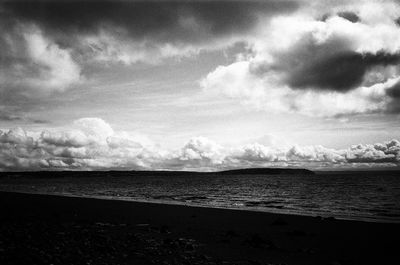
1 191 399 265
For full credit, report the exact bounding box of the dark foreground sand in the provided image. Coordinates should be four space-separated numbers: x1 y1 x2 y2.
0 191 399 265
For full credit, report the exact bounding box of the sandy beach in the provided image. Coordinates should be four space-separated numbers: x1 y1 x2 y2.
0 191 399 265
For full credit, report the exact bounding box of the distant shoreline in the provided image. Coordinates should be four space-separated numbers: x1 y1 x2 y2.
0 167 315 176
2 168 400 175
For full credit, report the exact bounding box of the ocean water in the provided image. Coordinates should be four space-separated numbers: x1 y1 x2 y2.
0 171 399 223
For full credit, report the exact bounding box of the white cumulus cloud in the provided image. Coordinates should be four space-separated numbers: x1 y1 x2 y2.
0 118 399 171
201 0 400 117
0 23 81 96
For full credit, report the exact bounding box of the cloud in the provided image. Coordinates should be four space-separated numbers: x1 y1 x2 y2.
73 118 114 144
286 51 400 92
0 107 50 124
0 22 81 105
201 0 400 116
1 0 299 64
0 118 156 171
3 0 399 119
226 139 400 169
0 118 399 171
161 137 227 170
345 140 400 163
202 60 399 116
0 0 299 111
0 112 22 122
385 80 400 113
336 11 360 23
0 111 49 124
3 1 299 42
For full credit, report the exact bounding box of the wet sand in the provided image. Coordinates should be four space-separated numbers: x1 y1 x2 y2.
0 191 399 265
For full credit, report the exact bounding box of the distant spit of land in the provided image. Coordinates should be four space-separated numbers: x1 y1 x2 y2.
0 167 315 177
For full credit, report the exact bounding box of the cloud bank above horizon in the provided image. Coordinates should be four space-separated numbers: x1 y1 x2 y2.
0 118 398 171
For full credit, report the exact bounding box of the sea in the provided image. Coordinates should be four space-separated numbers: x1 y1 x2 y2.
0 171 399 223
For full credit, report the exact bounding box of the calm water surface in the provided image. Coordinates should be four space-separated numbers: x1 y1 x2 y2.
0 171 399 223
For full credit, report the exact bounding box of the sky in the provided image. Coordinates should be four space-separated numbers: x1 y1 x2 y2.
0 0 399 171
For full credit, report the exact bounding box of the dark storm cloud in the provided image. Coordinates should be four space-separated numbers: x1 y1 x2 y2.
0 0 301 120
386 81 400 113
336 11 360 23
2 0 300 45
250 31 400 93
387 82 400 98
320 11 360 23
32 119 50 124
288 51 400 92
395 17 400 27
0 107 51 123
0 112 22 121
